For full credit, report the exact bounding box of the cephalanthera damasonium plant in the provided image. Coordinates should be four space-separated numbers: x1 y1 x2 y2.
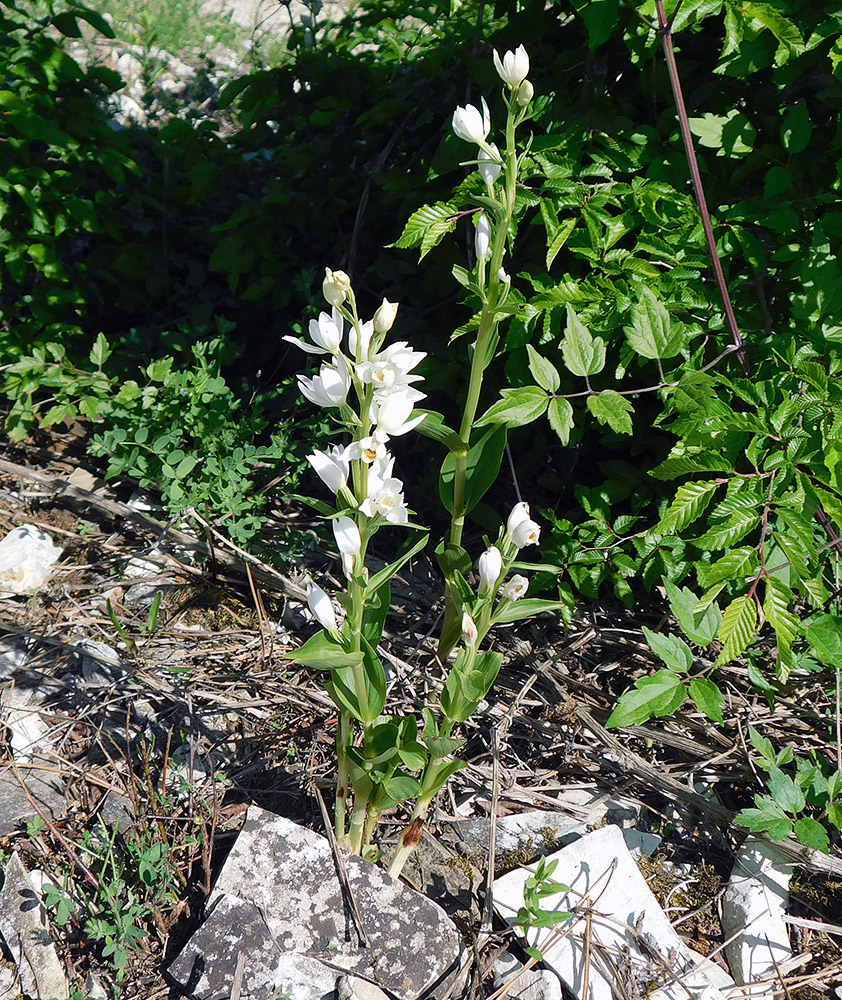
286 45 564 878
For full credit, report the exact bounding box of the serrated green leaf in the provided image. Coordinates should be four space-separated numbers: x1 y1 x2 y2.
527 345 561 393
89 332 111 367
625 287 684 359
715 594 757 666
642 627 692 673
562 306 605 377
649 452 733 481
699 548 758 589
547 398 574 444
657 480 720 535
767 765 806 814
688 677 724 723
735 798 793 841
763 577 799 651
587 390 633 435
394 201 458 260
695 507 760 550
474 386 548 428
793 817 829 853
605 670 685 728
546 217 576 269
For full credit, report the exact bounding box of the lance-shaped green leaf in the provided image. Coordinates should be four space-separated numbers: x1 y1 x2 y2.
439 426 507 514
657 480 720 535
546 218 576 269
587 390 633 435
605 669 685 728
286 629 364 670
366 529 430 594
527 344 561 393
475 386 549 428
393 200 458 260
492 598 569 625
715 593 758 666
562 306 606 377
413 410 466 454
625 287 684 359
547 397 574 444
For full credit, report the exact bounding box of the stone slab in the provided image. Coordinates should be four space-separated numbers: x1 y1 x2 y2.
722 837 792 986
0 852 68 999
0 766 66 837
168 807 463 999
494 825 734 1000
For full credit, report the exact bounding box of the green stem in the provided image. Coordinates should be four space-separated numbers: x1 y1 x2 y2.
335 711 351 845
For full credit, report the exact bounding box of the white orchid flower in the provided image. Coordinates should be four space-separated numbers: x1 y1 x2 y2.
359 458 408 524
372 387 426 437
307 445 349 492
297 356 351 408
506 500 540 547
333 515 361 578
307 582 337 632
478 546 502 594
344 435 388 464
500 574 529 601
356 341 426 391
452 97 491 145
493 45 529 88
347 319 374 360
282 308 343 355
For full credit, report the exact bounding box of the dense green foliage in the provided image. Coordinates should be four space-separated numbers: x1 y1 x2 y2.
1 0 841 853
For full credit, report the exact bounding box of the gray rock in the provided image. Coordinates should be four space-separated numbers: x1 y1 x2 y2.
446 810 586 869
722 837 792 986
493 952 563 1000
0 852 68 999
0 766 66 837
553 787 641 828
445 810 660 870
494 825 734 1000
168 807 463 1000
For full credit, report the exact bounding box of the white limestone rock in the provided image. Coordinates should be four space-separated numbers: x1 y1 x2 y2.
722 836 792 986
494 825 734 1000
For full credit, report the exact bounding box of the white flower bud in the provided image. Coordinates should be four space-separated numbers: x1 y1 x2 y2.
500 574 528 601
323 267 351 307
461 611 478 646
307 445 349 492
493 45 529 88
475 213 491 262
373 298 399 335
477 546 502 594
307 582 337 632
479 142 501 186
507 501 531 533
332 515 361 555
516 79 534 107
